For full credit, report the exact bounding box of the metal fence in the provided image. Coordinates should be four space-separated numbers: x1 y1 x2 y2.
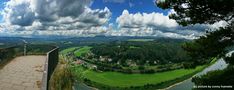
0 45 59 90
0 46 24 67
41 47 59 90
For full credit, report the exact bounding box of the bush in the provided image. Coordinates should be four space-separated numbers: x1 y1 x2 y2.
49 62 74 90
183 62 196 69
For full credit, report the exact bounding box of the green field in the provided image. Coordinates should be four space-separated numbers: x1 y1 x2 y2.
74 46 91 56
64 46 215 89
82 66 204 87
60 47 79 54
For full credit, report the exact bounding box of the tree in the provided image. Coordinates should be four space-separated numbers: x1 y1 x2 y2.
225 53 234 65
182 24 233 62
156 0 234 63
192 66 234 86
156 0 234 86
156 0 234 26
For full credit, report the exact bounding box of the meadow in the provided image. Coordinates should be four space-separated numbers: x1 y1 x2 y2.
64 44 216 89
74 46 91 57
82 66 204 87
60 47 79 54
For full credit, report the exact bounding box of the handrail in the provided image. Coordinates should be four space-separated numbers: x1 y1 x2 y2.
0 45 23 67
0 45 59 90
41 47 59 90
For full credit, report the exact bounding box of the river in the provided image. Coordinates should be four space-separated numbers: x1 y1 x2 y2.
167 51 234 90
167 58 228 90
74 81 96 90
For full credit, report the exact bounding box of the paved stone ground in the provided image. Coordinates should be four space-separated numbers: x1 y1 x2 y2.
0 55 46 90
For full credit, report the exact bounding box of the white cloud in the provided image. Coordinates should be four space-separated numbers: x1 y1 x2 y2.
0 7 203 39
1 0 111 31
208 20 228 29
168 9 176 15
115 9 197 39
0 0 228 39
113 9 229 39
116 10 178 29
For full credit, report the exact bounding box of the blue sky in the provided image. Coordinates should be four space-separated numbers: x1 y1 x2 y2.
0 0 169 24
90 0 169 24
0 0 222 39
0 0 8 22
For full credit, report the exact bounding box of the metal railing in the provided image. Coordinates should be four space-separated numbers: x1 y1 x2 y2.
41 47 59 90
0 46 24 67
0 45 59 90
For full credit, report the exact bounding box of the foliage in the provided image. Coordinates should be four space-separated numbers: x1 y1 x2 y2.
182 25 234 65
90 41 191 65
127 39 155 42
82 41 196 73
50 52 75 90
49 61 74 90
156 0 234 26
192 66 234 86
26 44 56 55
156 0 234 63
225 53 234 65
156 0 234 87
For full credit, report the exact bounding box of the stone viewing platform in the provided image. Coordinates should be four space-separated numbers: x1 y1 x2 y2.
0 55 46 90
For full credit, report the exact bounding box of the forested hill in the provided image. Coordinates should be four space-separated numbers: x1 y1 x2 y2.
89 39 191 66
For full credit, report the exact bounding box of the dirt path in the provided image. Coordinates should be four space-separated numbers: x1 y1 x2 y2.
0 55 46 90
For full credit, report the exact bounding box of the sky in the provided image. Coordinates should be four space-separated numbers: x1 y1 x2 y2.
0 0 8 22
0 0 227 39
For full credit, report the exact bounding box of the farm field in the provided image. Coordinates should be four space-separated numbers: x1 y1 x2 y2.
74 46 91 57
81 66 204 87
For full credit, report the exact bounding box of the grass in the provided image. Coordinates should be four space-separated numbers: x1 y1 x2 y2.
74 46 91 57
49 63 73 90
50 49 82 90
82 66 204 87
63 46 217 89
60 47 79 54
49 55 74 90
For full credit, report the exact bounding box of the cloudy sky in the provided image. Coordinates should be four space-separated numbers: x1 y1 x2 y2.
0 0 227 39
